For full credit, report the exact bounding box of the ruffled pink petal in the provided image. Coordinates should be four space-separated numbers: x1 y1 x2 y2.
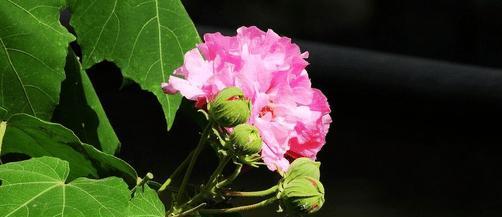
182 49 213 85
165 76 205 100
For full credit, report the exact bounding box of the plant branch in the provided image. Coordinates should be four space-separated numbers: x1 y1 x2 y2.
216 163 243 189
131 172 154 193
176 123 211 203
224 185 278 197
169 203 207 217
177 155 232 211
206 155 231 187
198 197 278 214
158 151 194 193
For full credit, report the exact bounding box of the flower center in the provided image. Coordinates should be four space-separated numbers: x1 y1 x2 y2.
258 105 275 118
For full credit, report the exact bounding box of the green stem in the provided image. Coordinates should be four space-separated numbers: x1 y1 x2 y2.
216 163 243 189
131 172 154 194
158 151 194 193
171 203 206 217
225 185 278 197
179 155 232 210
206 155 231 187
176 123 211 203
0 121 7 156
198 197 278 214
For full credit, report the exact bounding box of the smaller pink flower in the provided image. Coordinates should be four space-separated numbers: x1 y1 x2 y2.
162 26 332 172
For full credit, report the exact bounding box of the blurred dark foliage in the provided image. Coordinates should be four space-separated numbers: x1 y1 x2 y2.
184 0 502 68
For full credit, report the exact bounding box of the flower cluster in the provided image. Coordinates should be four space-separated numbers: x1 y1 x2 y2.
162 26 331 172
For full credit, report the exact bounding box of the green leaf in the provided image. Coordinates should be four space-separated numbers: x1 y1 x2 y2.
70 0 201 129
81 143 138 185
0 0 74 120
1 113 137 184
52 49 120 154
128 185 165 217
2 113 97 179
0 156 130 217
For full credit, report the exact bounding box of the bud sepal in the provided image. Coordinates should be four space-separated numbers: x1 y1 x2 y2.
278 176 325 215
209 87 251 127
283 158 321 181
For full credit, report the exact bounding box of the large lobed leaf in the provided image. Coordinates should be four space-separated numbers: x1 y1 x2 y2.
0 157 130 217
0 0 74 120
1 113 137 184
128 185 165 217
70 0 201 129
53 49 120 155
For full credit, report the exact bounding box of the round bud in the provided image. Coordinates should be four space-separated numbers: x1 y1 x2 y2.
230 124 263 156
209 87 251 127
279 176 325 215
284 158 321 182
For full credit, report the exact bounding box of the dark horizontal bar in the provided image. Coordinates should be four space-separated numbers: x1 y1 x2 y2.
198 25 502 102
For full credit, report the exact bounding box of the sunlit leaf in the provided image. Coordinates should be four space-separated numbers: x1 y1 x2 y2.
0 0 74 120
0 157 130 217
127 185 165 217
70 0 201 129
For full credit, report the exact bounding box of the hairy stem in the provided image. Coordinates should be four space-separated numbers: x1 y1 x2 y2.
158 151 194 193
131 172 154 192
199 197 278 214
216 163 243 189
206 155 231 187
225 185 279 197
179 155 232 210
170 203 207 217
176 123 211 203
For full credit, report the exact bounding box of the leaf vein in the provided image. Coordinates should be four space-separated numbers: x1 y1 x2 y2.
6 48 60 75
144 59 160 82
86 0 118 65
3 184 59 217
0 38 35 115
126 16 157 68
6 0 65 35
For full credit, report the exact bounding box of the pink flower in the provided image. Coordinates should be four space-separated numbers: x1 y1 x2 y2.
162 26 332 172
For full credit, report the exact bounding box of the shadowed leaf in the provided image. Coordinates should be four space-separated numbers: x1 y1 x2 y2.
1 113 137 184
53 49 120 154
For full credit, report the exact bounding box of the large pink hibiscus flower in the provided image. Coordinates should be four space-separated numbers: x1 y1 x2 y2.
162 26 332 172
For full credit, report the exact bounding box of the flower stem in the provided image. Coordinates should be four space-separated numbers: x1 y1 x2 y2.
131 172 154 194
225 185 278 197
216 163 243 189
206 155 231 187
176 123 211 203
179 155 232 210
158 151 194 193
171 203 207 217
198 197 278 214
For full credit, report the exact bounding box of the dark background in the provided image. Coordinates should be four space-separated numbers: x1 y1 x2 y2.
85 1 502 217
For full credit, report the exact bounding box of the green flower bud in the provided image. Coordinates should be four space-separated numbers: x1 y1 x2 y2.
230 124 263 156
209 87 251 127
279 176 325 215
284 158 321 182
